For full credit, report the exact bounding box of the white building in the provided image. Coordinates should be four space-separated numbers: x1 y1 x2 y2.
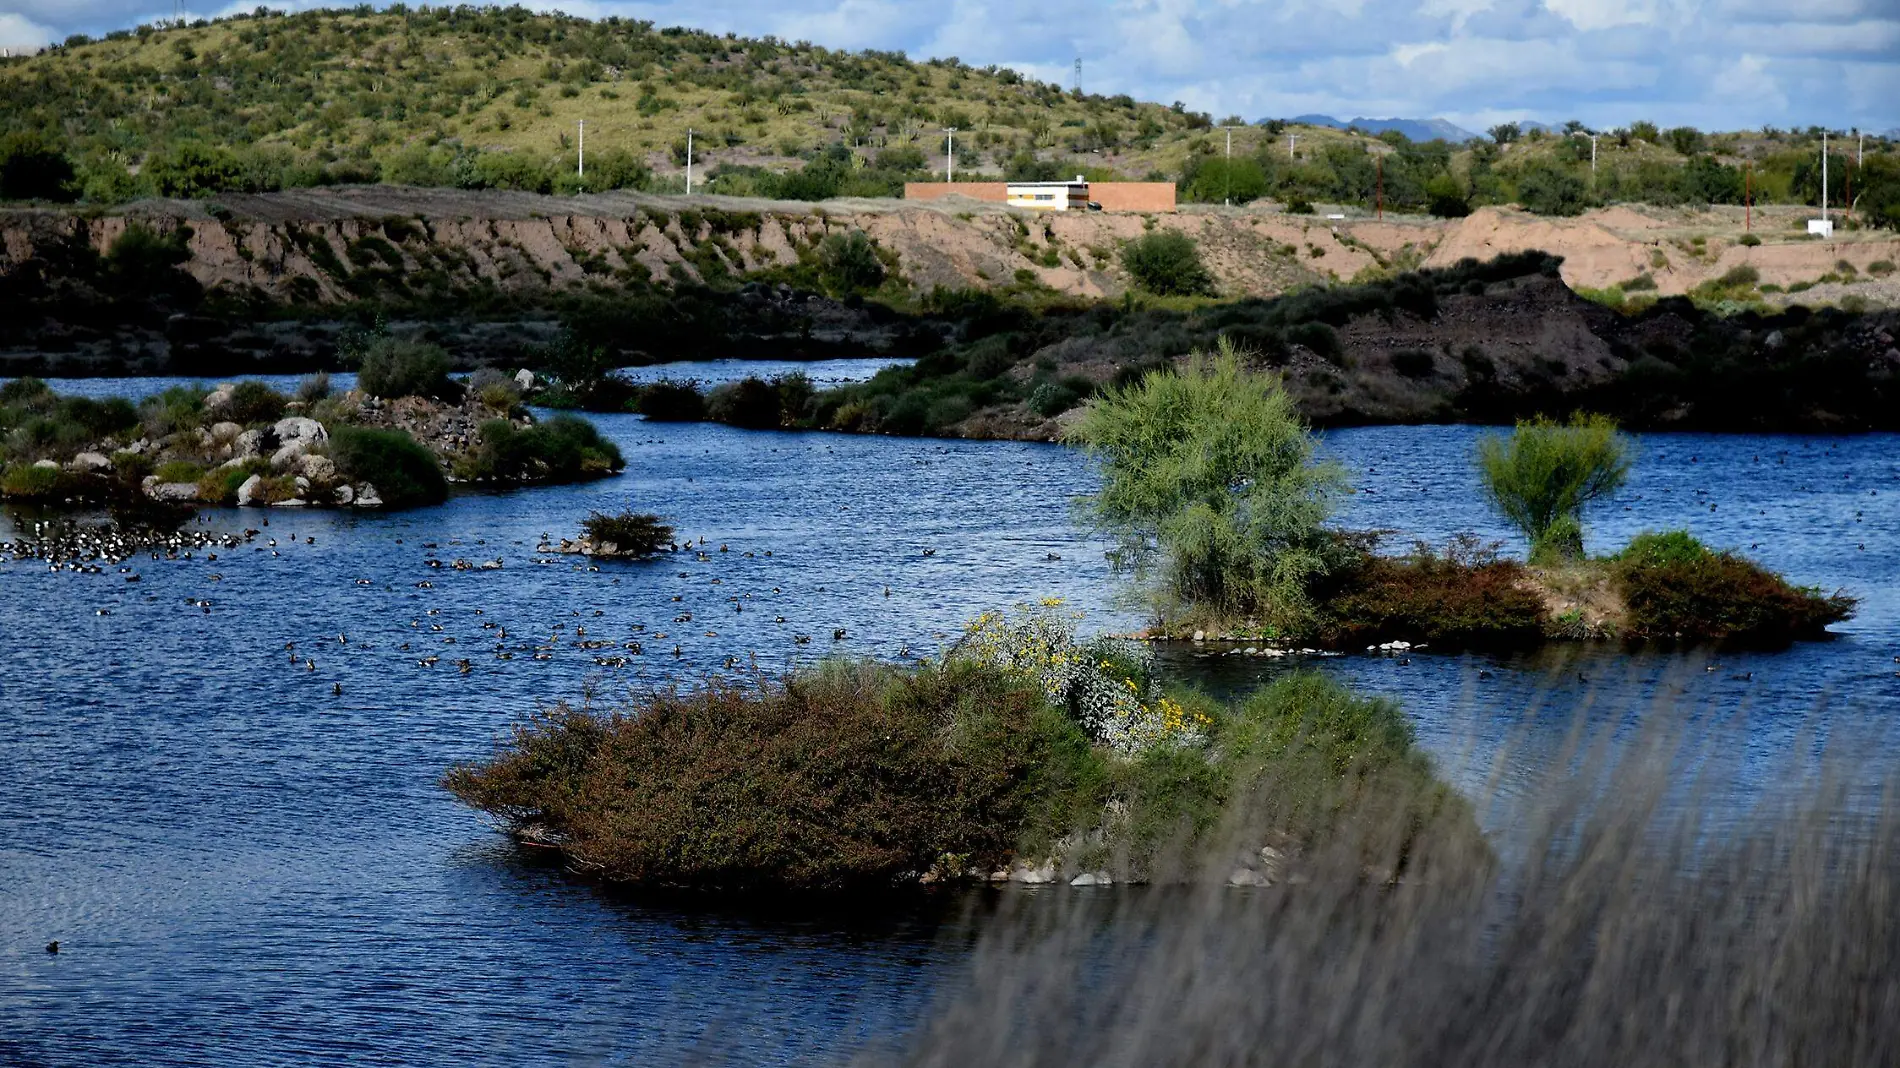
1007 177 1091 211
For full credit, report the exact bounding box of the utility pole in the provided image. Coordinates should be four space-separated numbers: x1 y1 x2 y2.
1745 164 1752 232
1073 56 1081 95
685 128 694 195
577 120 584 181
1821 131 1828 222
1218 126 1236 206
1288 132 1298 156
1376 155 1383 220
1590 133 1598 179
944 127 957 182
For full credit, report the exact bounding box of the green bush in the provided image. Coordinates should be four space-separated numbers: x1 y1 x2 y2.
297 373 333 404
1028 381 1081 418
223 380 288 425
0 131 77 201
706 377 783 429
1613 531 1855 642
816 230 887 295
1515 162 1589 217
460 415 624 483
1739 233 1762 248
1066 336 1345 629
327 425 448 507
579 510 674 557
1 463 66 499
154 460 205 483
1476 413 1631 563
198 458 271 505
635 380 706 421
1869 260 1896 277
1121 231 1214 296
356 338 454 399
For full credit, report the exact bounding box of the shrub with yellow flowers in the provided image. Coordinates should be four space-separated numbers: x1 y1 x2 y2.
949 599 1211 753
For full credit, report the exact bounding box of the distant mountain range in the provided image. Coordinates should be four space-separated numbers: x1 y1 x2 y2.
1281 114 1481 143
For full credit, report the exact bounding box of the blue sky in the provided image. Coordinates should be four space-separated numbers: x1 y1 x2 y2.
2 0 1894 134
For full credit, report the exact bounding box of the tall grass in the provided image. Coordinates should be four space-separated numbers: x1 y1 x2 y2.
888 713 1900 1067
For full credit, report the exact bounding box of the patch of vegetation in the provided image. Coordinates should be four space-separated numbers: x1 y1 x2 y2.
1477 413 1631 563
458 415 624 483
579 510 673 557
1613 530 1855 643
221 380 288 425
1066 338 1346 632
326 424 448 507
356 338 456 400
1121 231 1214 297
1316 535 1548 648
635 380 707 421
444 607 1466 892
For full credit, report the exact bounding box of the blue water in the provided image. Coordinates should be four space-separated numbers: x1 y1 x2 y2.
2 380 1897 1065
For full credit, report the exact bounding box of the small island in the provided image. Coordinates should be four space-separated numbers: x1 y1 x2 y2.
0 337 624 510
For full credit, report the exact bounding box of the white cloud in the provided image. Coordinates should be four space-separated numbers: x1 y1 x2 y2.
0 12 56 52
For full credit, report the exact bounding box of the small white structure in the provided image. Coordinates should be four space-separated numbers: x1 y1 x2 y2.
1007 177 1090 211
1807 219 1834 238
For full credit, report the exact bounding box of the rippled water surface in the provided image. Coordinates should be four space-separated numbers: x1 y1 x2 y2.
3 375 1897 1065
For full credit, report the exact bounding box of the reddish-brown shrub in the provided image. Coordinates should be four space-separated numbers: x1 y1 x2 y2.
1615 546 1855 643
1318 537 1547 648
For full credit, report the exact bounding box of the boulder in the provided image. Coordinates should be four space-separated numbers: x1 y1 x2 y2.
209 421 244 442
236 474 264 506
299 454 336 482
514 368 536 391
333 483 355 505
32 458 58 469
234 428 270 458
151 482 199 503
1069 871 1113 887
354 484 383 508
270 440 312 468
68 451 112 473
1227 868 1272 887
203 383 236 411
271 416 326 445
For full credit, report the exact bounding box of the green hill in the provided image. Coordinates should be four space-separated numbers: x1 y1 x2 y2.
0 5 1894 225
0 5 1214 202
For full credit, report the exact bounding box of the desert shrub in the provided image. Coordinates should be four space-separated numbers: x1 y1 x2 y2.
197 457 272 505
1613 531 1855 642
1 463 67 498
579 511 673 557
223 380 288 425
1028 381 1081 418
153 460 205 483
1285 196 1315 215
138 385 207 438
356 338 454 399
443 658 1075 892
1121 231 1214 297
467 368 522 412
1515 162 1588 217
635 380 706 421
327 425 447 507
1739 233 1762 247
0 131 77 201
1715 265 1760 287
1869 260 1896 277
773 372 816 424
1476 413 1631 563
1286 320 1342 361
460 415 623 483
706 377 783 429
817 230 887 295
1317 536 1548 647
1067 337 1346 630
1621 272 1658 292
296 372 332 404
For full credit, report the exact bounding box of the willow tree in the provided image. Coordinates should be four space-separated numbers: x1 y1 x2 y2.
1065 337 1345 631
1476 413 1631 563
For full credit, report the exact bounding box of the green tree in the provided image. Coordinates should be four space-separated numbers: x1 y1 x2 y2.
1476 413 1631 563
1515 162 1588 216
1424 172 1471 218
1120 231 1213 296
817 230 886 294
0 132 77 201
1489 123 1521 146
1066 337 1346 629
1182 156 1269 205
144 142 242 198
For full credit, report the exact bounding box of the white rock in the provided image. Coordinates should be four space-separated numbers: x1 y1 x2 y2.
293 476 310 492
234 428 269 458
272 498 307 508
354 484 383 508
299 454 336 482
514 368 536 390
236 474 264 506
333 483 355 505
1069 871 1112 887
151 481 199 502
1192 630 1205 642
1012 862 1057 885
33 458 58 469
271 416 326 445
203 384 236 411
209 421 243 442
68 451 111 472
1228 868 1272 887
271 440 312 468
